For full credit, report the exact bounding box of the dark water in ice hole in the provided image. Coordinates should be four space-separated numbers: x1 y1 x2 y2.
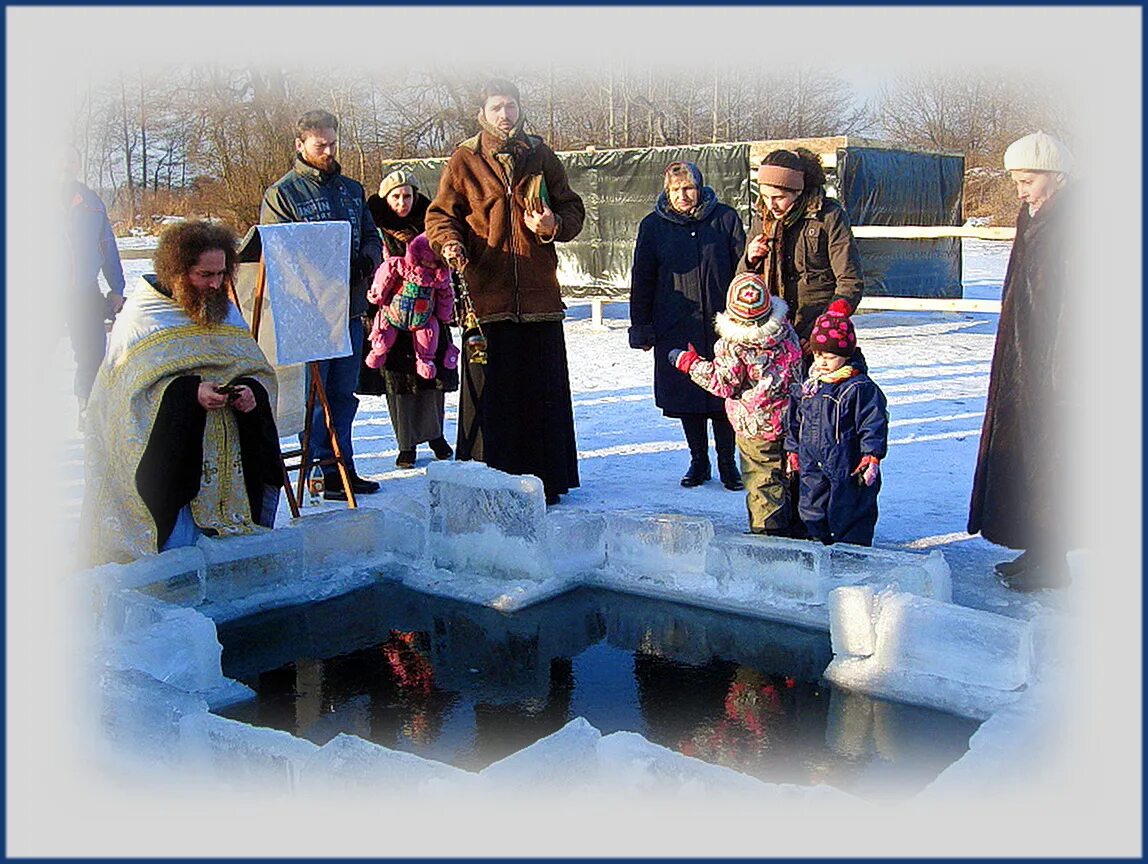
216 582 980 799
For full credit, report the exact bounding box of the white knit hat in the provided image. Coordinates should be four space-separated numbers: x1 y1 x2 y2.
1003 131 1074 174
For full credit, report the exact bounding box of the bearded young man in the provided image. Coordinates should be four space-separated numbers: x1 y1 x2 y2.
425 79 585 506
80 221 284 565
261 109 383 500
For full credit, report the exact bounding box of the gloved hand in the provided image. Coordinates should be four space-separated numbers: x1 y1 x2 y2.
667 343 699 373
786 452 800 475
852 454 880 486
441 242 468 271
628 324 656 350
350 254 377 285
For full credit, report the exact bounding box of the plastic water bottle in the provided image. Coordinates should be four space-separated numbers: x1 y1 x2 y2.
307 465 325 506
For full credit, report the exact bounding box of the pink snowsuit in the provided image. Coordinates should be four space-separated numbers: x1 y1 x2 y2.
365 233 459 379
684 296 804 442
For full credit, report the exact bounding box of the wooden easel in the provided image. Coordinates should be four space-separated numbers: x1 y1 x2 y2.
239 258 358 515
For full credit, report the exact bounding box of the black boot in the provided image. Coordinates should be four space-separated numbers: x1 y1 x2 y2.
680 415 711 487
717 455 743 491
712 416 743 491
993 551 1030 577
429 436 453 460
681 457 711 487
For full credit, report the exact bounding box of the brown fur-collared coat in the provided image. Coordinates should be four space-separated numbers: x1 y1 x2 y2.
425 129 585 324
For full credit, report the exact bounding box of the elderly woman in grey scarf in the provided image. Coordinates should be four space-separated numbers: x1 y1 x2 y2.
629 161 747 492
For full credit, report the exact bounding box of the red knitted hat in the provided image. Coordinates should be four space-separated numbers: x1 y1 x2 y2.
809 299 856 356
726 273 773 322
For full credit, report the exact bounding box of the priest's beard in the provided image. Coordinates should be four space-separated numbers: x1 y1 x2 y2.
173 278 232 326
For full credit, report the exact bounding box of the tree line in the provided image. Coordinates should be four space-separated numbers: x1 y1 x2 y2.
69 63 1069 232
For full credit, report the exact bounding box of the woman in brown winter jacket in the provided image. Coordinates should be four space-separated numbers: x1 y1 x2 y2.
739 148 865 356
739 148 866 537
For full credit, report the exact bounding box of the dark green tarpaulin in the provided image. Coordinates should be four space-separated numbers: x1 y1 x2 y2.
836 147 965 298
383 141 963 300
557 143 751 296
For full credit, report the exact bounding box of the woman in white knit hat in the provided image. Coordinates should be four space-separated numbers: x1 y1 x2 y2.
968 131 1074 592
363 169 456 468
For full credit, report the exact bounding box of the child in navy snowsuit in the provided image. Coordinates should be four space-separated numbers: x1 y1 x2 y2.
785 299 889 546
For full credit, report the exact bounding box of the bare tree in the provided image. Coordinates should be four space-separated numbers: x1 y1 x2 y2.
877 70 1068 166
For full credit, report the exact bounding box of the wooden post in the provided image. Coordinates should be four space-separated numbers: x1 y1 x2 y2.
300 362 357 509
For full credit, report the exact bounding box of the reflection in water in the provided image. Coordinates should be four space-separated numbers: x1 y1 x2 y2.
217 583 979 798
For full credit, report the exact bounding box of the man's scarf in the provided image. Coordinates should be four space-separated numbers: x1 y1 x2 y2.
80 278 277 565
477 111 532 183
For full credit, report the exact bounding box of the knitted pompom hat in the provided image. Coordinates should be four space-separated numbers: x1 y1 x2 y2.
725 273 774 323
808 298 856 356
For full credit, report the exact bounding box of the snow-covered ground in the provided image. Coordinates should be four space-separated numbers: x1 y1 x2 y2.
55 239 1065 623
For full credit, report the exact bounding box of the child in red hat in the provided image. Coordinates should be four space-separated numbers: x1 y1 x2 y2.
784 299 889 546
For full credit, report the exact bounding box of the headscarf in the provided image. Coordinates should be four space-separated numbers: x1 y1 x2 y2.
654 160 719 224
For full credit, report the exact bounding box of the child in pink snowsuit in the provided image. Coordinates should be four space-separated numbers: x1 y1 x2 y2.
669 273 804 534
365 233 459 379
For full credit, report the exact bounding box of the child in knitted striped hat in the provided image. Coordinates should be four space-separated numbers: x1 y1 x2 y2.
784 299 889 546
668 273 804 534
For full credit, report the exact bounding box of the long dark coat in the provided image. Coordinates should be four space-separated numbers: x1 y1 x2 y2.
629 193 746 416
968 190 1071 550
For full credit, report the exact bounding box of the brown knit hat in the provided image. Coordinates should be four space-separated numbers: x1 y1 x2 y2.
808 299 856 356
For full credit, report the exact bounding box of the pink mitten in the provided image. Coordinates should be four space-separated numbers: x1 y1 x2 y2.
443 343 461 370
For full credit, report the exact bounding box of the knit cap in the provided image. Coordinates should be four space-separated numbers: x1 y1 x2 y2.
725 273 774 323
1003 132 1074 174
379 169 419 199
808 298 856 356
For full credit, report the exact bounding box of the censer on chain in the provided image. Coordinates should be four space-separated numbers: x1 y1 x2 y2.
453 270 488 365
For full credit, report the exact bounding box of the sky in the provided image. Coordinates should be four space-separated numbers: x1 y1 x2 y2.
7 4 1143 858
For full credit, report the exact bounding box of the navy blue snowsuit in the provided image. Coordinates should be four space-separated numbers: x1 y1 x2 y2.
785 354 889 546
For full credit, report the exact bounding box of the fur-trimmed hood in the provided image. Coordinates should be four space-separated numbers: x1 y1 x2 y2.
715 295 791 345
